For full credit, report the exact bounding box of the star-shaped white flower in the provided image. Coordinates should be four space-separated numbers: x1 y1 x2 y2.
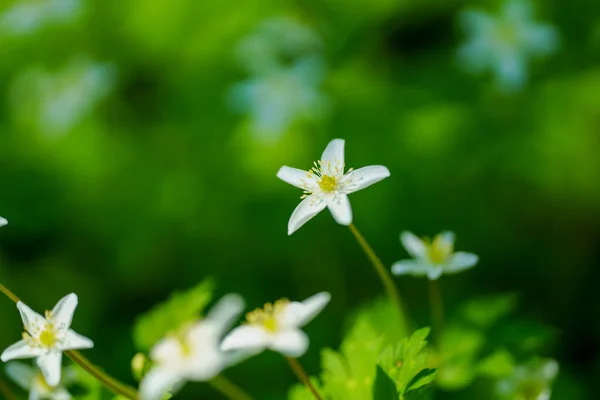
220 292 330 358
0 217 7 227
277 139 390 235
140 294 246 400
391 231 479 280
5 362 75 400
0 293 94 387
458 0 559 91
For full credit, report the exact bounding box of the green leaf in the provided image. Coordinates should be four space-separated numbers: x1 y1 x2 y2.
435 324 484 390
460 293 517 329
133 278 214 350
477 349 515 378
373 366 398 400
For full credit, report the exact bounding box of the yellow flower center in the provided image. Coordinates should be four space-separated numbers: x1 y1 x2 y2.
425 235 453 264
318 175 337 192
246 299 289 333
39 327 57 348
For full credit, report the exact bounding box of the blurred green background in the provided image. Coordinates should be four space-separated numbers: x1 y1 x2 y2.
0 0 598 398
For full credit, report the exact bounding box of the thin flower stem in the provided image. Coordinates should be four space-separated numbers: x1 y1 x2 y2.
0 373 16 400
0 280 139 400
348 224 411 331
285 357 322 400
428 279 445 342
209 375 256 400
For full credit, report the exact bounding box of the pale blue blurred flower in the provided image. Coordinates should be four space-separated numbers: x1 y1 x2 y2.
9 58 116 137
229 17 328 142
392 231 478 280
496 358 559 400
0 0 83 36
229 56 327 141
458 0 559 91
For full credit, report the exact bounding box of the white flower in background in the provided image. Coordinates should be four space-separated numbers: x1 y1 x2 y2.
5 362 76 400
392 231 478 280
496 358 559 400
277 139 390 235
0 0 82 36
9 58 116 138
229 17 328 142
140 294 246 400
0 217 6 227
458 0 559 91
0 293 94 387
229 56 327 141
221 292 330 357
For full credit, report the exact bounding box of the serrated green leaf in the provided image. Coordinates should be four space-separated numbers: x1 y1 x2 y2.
133 278 214 351
405 368 436 392
373 366 398 400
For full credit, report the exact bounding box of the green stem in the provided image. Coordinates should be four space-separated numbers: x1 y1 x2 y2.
0 280 139 399
348 224 411 330
0 373 16 400
209 375 256 400
428 279 445 342
286 357 322 400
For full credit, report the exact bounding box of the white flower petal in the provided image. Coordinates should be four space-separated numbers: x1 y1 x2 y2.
460 10 494 33
525 25 559 55
391 260 428 277
287 196 327 235
426 266 443 280
59 330 93 351
205 294 245 332
150 337 181 364
320 138 344 165
542 359 559 380
0 217 7 226
51 293 78 331
29 389 42 400
269 329 309 357
17 302 46 333
327 195 353 225
280 292 331 328
400 231 426 258
48 387 71 400
220 326 269 353
343 165 390 194
140 367 182 400
496 52 527 91
439 231 455 248
36 352 62 387
446 252 478 273
5 362 36 390
1 340 45 361
277 166 314 190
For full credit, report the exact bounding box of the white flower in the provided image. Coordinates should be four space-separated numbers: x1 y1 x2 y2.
496 358 559 400
277 139 390 235
0 0 82 36
0 293 94 387
391 231 479 280
140 294 246 400
221 292 330 358
458 0 559 91
5 362 75 400
0 217 7 227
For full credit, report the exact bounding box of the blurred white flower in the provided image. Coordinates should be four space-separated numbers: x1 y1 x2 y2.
496 358 559 400
458 0 559 91
392 231 478 280
9 58 116 138
0 0 82 36
0 217 7 227
229 56 327 141
0 293 94 387
140 294 245 400
221 292 330 358
277 139 390 235
229 17 328 141
5 362 75 400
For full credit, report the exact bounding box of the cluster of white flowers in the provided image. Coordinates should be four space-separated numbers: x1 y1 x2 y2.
228 17 328 142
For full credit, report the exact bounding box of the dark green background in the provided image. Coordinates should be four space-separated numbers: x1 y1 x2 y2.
0 0 598 398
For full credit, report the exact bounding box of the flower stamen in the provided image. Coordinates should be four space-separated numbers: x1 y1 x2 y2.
246 299 289 333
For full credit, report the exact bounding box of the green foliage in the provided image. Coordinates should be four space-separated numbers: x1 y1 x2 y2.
133 279 214 351
373 366 398 400
72 364 103 400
